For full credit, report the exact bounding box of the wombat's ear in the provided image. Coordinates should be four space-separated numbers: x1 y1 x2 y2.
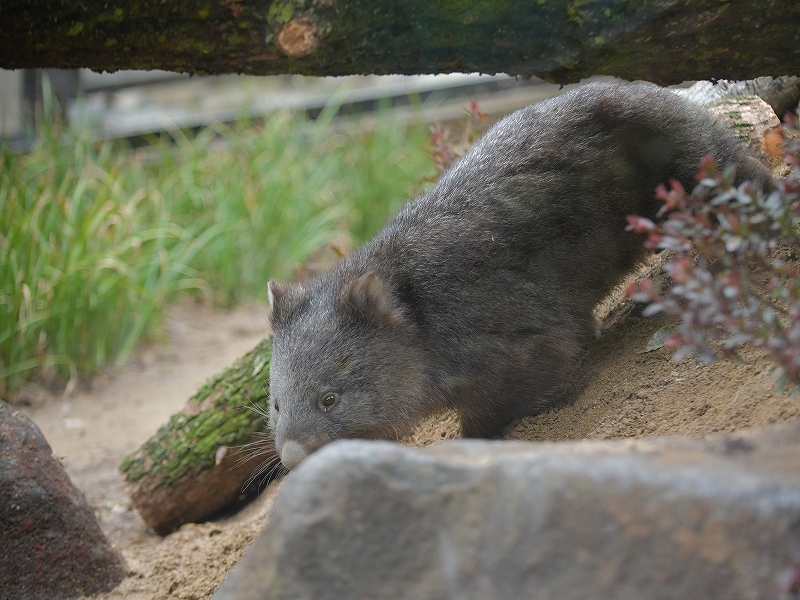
342 271 405 327
268 280 299 328
268 279 282 308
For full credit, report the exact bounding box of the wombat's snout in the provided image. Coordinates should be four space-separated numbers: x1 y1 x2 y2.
279 440 309 470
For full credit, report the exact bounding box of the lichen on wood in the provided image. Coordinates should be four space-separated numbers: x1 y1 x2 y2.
119 337 274 534
120 338 271 488
2 0 798 86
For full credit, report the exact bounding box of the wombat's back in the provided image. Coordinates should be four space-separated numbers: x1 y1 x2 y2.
268 81 772 469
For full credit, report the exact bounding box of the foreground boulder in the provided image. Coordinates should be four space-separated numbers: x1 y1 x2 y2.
215 420 800 600
0 400 126 600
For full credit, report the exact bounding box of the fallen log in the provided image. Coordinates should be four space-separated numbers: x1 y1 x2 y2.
2 0 799 85
119 337 277 536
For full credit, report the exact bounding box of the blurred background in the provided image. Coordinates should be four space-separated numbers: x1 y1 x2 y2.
0 67 565 402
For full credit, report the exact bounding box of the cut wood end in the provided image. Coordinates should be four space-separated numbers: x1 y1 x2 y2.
275 17 319 57
126 450 273 536
764 125 785 158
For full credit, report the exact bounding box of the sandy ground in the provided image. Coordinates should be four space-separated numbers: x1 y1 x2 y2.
20 288 800 599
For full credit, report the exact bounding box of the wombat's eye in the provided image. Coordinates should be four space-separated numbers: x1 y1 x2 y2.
273 401 279 412
317 392 339 412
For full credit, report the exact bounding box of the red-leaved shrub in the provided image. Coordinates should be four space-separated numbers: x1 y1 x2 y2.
626 125 800 390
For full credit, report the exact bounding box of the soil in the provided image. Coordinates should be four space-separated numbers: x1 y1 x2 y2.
20 282 800 599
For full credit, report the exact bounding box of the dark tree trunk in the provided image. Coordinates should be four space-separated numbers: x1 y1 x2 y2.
1 0 798 85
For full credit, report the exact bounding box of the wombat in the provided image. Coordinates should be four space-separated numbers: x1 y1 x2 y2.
267 81 772 470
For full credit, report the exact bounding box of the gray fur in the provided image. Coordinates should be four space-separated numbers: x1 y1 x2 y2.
267 81 772 469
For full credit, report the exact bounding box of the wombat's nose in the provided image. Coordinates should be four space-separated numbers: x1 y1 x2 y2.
280 440 308 470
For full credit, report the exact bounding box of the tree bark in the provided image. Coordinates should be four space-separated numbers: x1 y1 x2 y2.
119 337 275 536
2 0 799 85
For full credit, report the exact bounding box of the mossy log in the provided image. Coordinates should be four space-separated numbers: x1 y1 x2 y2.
119 337 275 536
2 0 799 85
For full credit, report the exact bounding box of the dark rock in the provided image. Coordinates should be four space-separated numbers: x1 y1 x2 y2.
214 420 800 600
0 400 126 600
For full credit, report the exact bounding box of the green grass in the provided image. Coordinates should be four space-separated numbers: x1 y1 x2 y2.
0 100 435 399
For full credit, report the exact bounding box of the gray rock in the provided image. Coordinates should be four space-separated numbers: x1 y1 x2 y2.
0 400 126 600
214 420 800 600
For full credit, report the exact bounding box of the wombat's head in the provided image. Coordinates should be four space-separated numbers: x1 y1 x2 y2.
268 270 428 470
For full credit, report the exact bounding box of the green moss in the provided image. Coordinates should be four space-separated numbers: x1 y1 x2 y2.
267 0 307 25
4 0 799 87
440 0 510 24
176 38 215 54
119 337 272 490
